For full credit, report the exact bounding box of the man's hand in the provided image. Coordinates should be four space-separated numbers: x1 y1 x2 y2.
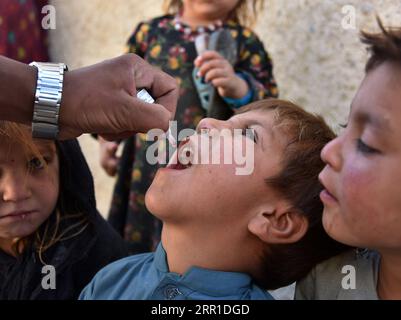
194 51 248 99
59 54 178 140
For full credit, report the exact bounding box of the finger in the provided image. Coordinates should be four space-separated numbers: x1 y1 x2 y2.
132 62 178 116
106 141 119 149
199 50 223 62
198 59 226 77
105 168 117 177
153 86 178 120
205 69 229 83
106 142 119 154
106 149 119 160
107 157 119 169
104 164 117 177
194 56 202 68
107 157 119 175
100 159 112 176
211 77 230 88
120 96 172 132
195 51 225 69
108 168 117 177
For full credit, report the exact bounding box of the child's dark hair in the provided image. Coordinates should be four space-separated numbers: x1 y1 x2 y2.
238 100 349 289
0 122 93 264
163 0 265 28
361 18 401 72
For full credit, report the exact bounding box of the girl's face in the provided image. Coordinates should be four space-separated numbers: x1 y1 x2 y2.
182 0 241 21
319 62 401 250
0 139 59 242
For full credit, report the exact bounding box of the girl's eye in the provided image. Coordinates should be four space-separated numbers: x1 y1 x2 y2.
28 157 45 170
356 139 380 155
242 127 257 143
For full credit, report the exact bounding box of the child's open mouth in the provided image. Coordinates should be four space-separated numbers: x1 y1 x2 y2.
166 137 194 171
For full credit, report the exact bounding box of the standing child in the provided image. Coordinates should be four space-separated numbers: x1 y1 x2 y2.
295 21 401 300
0 122 128 299
101 0 278 254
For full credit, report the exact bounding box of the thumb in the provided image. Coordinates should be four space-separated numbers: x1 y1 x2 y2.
123 96 172 132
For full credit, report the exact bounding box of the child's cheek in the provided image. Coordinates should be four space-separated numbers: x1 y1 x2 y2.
36 170 59 212
205 135 237 172
341 160 378 225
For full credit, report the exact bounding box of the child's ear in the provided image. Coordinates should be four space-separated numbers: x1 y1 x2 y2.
248 205 308 244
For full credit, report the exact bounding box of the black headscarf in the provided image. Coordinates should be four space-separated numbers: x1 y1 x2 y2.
0 139 128 300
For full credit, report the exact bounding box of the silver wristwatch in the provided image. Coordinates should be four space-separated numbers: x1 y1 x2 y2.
29 62 68 139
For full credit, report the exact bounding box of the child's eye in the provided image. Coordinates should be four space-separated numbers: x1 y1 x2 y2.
242 127 257 143
356 139 380 155
28 157 45 170
339 123 348 129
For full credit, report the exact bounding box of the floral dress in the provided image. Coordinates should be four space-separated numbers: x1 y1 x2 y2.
0 0 49 63
107 14 278 254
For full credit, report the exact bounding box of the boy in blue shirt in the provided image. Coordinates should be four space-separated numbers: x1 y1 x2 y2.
80 99 347 300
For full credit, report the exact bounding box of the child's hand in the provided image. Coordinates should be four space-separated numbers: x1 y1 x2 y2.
194 51 249 99
99 136 120 177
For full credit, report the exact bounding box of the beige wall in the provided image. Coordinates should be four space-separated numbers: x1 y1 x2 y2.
48 0 401 217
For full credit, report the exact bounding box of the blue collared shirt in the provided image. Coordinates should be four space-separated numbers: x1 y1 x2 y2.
79 243 273 300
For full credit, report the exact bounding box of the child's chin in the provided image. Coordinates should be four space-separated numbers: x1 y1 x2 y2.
9 227 36 240
145 192 175 221
144 191 162 217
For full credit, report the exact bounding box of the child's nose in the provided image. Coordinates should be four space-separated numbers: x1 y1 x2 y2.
321 136 343 171
1 173 32 203
196 118 227 132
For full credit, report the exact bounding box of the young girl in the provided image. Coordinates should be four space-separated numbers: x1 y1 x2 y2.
0 122 128 299
101 0 278 254
295 22 401 300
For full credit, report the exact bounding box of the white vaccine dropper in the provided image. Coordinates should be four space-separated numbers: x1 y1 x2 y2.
136 89 177 147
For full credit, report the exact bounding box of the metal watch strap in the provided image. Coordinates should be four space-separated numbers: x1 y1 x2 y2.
29 62 68 139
